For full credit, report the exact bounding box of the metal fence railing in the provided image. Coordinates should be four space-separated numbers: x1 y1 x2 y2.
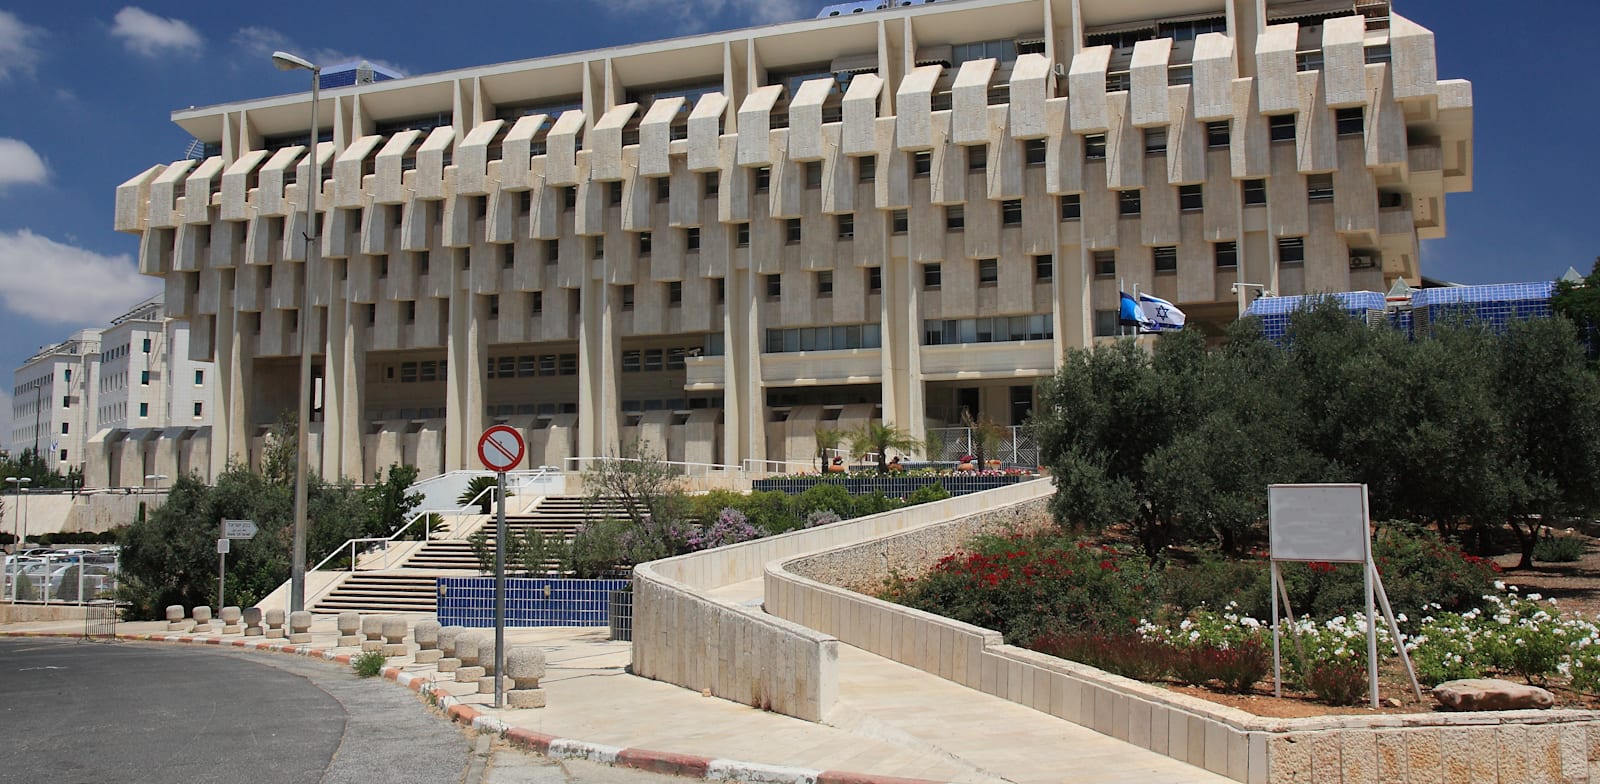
924 425 1040 466
4 552 120 605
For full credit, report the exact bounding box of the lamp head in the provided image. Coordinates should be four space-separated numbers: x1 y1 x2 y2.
271 51 317 73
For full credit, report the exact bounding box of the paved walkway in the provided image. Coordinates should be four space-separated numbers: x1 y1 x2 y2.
1 612 1227 784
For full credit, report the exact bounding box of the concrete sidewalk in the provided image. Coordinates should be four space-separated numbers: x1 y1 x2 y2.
1 613 1226 784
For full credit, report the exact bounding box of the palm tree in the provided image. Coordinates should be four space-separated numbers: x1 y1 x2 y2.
813 427 844 473
848 422 922 475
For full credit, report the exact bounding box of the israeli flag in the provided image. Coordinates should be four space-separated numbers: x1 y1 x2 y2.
1118 291 1153 330
1138 293 1187 332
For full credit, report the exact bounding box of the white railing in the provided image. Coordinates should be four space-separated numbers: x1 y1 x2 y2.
567 456 744 478
740 458 815 475
5 552 120 606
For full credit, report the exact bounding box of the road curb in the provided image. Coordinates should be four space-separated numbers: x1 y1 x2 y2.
0 630 949 784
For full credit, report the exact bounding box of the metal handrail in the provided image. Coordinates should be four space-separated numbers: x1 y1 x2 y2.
303 467 558 605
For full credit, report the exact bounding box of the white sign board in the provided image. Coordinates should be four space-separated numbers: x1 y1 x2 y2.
216 538 231 554
1267 484 1370 563
223 519 258 540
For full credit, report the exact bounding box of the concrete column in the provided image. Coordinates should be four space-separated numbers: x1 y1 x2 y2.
577 267 620 459
212 303 253 479
445 287 487 470
878 213 924 453
322 288 365 480
722 262 765 468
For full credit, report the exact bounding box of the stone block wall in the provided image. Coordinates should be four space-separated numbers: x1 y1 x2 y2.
769 503 1600 783
631 477 1055 722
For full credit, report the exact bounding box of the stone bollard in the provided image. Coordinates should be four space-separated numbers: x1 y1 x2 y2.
504 645 548 709
165 605 188 632
242 607 264 636
475 637 500 695
191 605 213 633
413 621 442 664
360 615 385 653
454 634 486 684
288 611 313 644
220 606 243 634
264 608 286 639
380 616 410 657
435 626 466 673
336 612 362 647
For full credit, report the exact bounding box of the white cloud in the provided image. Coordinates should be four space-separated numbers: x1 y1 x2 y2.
598 0 807 32
0 10 46 80
0 139 47 189
110 7 202 57
0 230 160 326
230 26 405 77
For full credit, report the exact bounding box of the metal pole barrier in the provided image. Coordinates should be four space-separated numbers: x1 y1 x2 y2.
494 471 507 709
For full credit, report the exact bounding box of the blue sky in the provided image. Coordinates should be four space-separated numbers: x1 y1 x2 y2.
0 1 1594 448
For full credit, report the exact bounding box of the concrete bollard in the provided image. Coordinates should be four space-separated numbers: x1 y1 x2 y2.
413 621 442 664
264 608 286 639
454 634 486 683
336 612 362 647
220 606 243 634
435 625 466 673
360 615 385 652
380 616 409 657
191 606 213 633
242 607 264 636
166 605 188 632
505 646 548 709
288 611 313 644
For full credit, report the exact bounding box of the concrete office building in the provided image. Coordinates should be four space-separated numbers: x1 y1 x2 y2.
11 330 100 473
111 0 1472 482
9 295 214 484
86 295 214 486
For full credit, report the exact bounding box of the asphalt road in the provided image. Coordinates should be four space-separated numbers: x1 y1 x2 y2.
0 638 700 784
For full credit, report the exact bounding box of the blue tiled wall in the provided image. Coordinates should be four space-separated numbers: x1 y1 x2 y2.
437 577 629 628
1246 283 1555 342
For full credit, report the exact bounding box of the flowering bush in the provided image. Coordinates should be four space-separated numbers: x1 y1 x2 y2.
1408 586 1590 686
805 509 842 528
885 530 1160 642
688 508 764 550
1033 632 1174 682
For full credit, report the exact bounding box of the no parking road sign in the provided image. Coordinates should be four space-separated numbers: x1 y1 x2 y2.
477 425 525 473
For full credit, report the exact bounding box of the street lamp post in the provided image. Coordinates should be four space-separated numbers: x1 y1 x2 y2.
144 473 168 506
6 476 32 602
273 50 322 613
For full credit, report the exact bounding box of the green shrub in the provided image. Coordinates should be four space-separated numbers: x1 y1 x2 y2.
1298 658 1367 705
1174 639 1269 693
1164 557 1272 618
1534 535 1586 563
853 491 903 516
352 650 388 678
1032 632 1173 682
886 530 1160 643
905 482 951 506
793 483 854 521
740 490 805 534
566 518 630 578
457 476 499 514
1275 525 1498 626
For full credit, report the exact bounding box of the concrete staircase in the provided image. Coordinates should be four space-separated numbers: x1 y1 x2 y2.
308 496 637 614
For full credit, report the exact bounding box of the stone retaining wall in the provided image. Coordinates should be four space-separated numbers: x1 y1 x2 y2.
631 479 1055 723
769 508 1600 783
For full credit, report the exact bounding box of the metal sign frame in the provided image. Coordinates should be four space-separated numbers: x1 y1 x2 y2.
477 425 526 472
1266 484 1421 708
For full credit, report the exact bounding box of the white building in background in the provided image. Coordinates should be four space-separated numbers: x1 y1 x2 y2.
110 0 1471 484
11 330 100 473
8 295 211 484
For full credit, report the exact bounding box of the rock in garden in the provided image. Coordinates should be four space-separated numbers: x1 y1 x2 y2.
1432 679 1555 711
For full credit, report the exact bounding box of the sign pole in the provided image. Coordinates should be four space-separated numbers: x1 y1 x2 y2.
494 470 506 709
475 423 525 713
218 518 226 611
1270 560 1281 698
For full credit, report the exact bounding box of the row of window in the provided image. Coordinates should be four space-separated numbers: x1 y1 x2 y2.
764 324 883 354
97 339 151 364
923 316 1053 346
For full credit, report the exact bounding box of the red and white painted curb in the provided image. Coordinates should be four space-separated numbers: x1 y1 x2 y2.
0 631 947 784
